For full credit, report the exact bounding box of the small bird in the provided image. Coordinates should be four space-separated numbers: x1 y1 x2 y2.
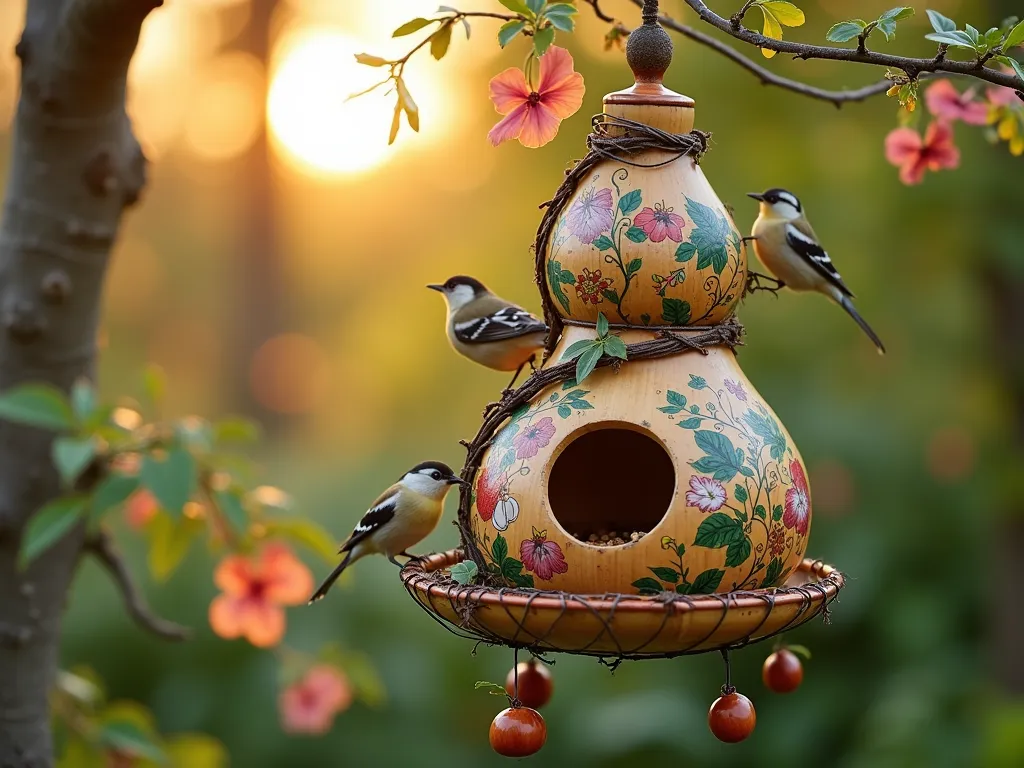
428 275 548 390
309 461 466 603
748 188 885 354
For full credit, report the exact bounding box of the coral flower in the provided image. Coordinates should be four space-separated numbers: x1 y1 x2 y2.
209 542 313 648
279 665 352 735
685 475 727 513
783 461 811 536
513 417 557 460
924 80 989 125
633 202 684 243
520 528 568 581
125 489 158 530
884 121 960 185
566 186 614 244
487 46 585 148
767 525 786 557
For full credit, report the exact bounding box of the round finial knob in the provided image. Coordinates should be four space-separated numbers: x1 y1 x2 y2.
626 0 673 83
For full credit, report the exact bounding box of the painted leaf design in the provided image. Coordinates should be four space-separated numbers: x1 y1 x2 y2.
754 504 767 520
626 258 643 276
498 449 516 472
492 534 508 564
547 259 572 313
690 568 725 594
602 288 620 304
625 226 648 243
632 577 664 595
734 484 748 503
675 242 696 262
667 390 687 408
678 417 702 429
689 374 707 390
557 405 571 418
724 537 752 567
618 189 642 215
593 235 615 251
649 566 680 583
662 298 691 325
691 430 745 482
694 513 744 548
743 407 787 461
762 557 784 586
685 198 733 274
772 504 784 521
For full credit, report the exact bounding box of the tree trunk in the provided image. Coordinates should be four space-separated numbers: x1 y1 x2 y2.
0 1 157 764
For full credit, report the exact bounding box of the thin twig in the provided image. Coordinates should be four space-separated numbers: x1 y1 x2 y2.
86 531 190 641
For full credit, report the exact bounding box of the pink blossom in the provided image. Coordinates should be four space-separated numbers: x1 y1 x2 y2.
987 85 1018 108
520 529 568 581
723 379 747 402
279 665 352 734
783 460 811 536
685 475 727 513
633 203 684 243
513 417 556 459
884 121 960 185
566 187 614 244
924 80 989 125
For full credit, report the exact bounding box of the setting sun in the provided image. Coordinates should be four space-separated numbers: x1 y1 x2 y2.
268 28 444 175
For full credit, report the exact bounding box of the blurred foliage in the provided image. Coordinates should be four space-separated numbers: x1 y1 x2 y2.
0 0 1015 765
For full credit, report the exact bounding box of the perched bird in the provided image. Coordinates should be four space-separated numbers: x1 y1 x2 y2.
309 461 466 603
748 188 885 355
428 275 548 390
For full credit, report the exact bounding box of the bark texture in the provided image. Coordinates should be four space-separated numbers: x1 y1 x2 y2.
0 1 157 764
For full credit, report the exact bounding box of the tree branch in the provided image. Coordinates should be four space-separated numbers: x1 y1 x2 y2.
583 1 891 107
86 531 189 641
677 0 1024 90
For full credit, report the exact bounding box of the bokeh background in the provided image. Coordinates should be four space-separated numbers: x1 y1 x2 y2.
0 0 1019 765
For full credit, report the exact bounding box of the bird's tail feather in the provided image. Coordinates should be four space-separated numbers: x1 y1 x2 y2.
308 551 352 604
838 294 885 355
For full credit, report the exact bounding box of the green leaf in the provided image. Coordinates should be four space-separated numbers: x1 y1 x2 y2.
661 297 691 325
760 1 805 27
826 20 867 43
691 430 745 482
603 335 628 360
965 23 981 44
533 25 555 55
596 312 609 337
546 12 575 32
1005 19 1024 49
450 560 479 585
0 384 73 430
52 436 96 488
141 448 197 517
772 504 784 521
561 338 599 362
675 582 691 594
880 7 914 22
571 399 594 410
678 417 702 429
690 568 725 594
545 3 579 18
641 313 651 326
147 513 202 581
876 18 897 41
592 235 615 251
659 406 684 415
649 566 680 583
474 680 509 696
563 388 589 400
675 242 696 262
430 22 453 59
214 490 247 535
689 374 707 390
754 504 767 520
547 259 572 314
685 198 732 274
927 9 956 33
625 226 648 243
601 288 620 304
632 577 664 595
1008 57 1024 81
90 474 140 523
925 31 978 49
618 189 642 215
213 417 261 443
985 26 1006 49
734 484 748 504
667 391 687 408
724 537 752 567
499 0 531 14
762 556 784 586
19 496 86 567
526 0 545 13
626 258 643 276
786 643 812 659
557 404 571 418
264 518 338 563
393 18 433 37
500 556 524 580
498 20 526 47
575 344 604 385
492 534 508 564
498 448 516 472
70 378 96 422
99 721 167 764
694 513 744 548
743 407 787 461
676 543 687 557
143 364 166 407
355 53 388 66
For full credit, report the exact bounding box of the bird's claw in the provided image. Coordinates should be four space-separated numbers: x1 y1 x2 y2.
745 271 785 297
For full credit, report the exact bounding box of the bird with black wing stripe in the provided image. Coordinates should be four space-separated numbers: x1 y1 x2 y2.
308 461 467 603
748 188 885 355
428 276 548 390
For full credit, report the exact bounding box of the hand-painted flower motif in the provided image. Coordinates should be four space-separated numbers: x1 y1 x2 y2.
476 465 504 522
492 494 520 532
884 121 960 185
513 416 556 460
209 542 313 648
685 475 727 513
783 460 811 536
634 202 684 243
520 527 568 580
279 665 352 735
652 268 685 297
723 378 748 402
574 268 612 305
767 525 786 557
487 46 585 148
924 80 989 125
660 535 676 550
566 186 614 244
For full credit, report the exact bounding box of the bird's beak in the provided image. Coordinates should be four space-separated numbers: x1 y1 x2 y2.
448 476 469 487
426 284 445 293
747 192 765 201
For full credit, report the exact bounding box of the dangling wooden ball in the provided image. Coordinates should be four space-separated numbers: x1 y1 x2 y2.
708 691 756 743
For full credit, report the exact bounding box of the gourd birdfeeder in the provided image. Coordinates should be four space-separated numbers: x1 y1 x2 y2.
401 0 845 750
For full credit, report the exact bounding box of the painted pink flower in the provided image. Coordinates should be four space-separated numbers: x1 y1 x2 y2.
488 46 585 148
724 379 747 402
924 80 989 125
783 460 811 536
575 268 612 304
279 665 352 734
520 527 568 580
633 202 684 243
884 121 960 185
513 417 556 460
566 187 614 244
685 475 727 513
476 465 504 522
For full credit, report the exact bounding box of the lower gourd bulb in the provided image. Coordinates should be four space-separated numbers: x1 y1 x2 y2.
489 706 547 758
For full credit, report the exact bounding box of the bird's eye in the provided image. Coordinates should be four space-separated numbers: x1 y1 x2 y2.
431 471 441 480
445 281 455 290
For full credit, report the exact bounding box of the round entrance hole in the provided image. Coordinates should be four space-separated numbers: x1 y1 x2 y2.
547 426 675 546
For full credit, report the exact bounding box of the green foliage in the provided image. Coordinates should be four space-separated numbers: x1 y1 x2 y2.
20 496 87 567
925 9 1014 58
498 20 525 47
661 297 691 324
141 448 197 518
558 312 627 385
685 198 734 275
691 431 746 482
449 559 478 584
751 1 806 59
52 436 97 488
0 383 74 430
547 259 575 314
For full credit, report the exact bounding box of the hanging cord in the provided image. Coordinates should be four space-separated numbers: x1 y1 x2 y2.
720 647 735 695
533 114 712 357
